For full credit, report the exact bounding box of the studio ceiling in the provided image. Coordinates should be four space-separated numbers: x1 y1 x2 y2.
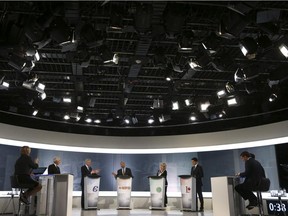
0 1 288 135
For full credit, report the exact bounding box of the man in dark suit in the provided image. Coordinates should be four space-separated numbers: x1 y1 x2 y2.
81 159 100 209
112 161 133 178
47 157 61 174
235 151 266 210
191 157 204 211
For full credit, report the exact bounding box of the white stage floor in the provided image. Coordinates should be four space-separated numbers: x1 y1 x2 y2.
73 209 213 216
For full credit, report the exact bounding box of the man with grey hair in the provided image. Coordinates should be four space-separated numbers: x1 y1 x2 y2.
48 156 61 174
81 159 100 209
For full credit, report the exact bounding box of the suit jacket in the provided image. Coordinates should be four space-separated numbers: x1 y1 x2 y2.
115 167 133 178
81 165 92 187
191 164 204 186
240 157 266 188
156 170 168 186
48 164 61 175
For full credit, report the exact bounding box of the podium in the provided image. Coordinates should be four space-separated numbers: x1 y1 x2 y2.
35 175 54 216
211 176 244 216
117 176 132 209
83 175 101 210
33 174 73 216
178 175 197 211
53 174 74 216
148 176 165 210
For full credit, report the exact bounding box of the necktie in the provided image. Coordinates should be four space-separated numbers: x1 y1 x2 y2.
122 168 125 175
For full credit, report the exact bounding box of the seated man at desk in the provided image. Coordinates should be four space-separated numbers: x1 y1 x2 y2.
235 151 266 210
48 156 61 174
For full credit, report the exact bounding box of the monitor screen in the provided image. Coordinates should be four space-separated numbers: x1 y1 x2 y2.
32 167 47 175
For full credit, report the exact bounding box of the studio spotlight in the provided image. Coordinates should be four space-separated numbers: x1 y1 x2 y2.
32 110 38 116
227 97 238 106
148 116 155 124
185 99 192 106
218 89 227 99
234 68 246 83
39 92 46 100
239 37 258 59
172 101 179 110
199 101 210 112
63 97 72 103
85 118 92 123
225 82 235 94
178 31 194 52
36 82 45 92
94 119 101 124
188 59 201 69
0 76 9 89
269 93 278 102
123 116 131 125
166 76 172 81
63 114 70 120
158 114 171 123
189 113 197 121
77 106 84 112
279 36 288 58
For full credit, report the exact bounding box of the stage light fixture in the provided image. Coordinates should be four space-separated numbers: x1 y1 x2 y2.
94 119 101 124
77 106 84 112
178 31 194 52
85 118 92 123
189 113 197 121
188 59 201 69
234 68 247 83
166 77 172 81
63 114 70 120
227 97 238 106
225 82 235 94
39 92 46 100
148 116 155 124
0 76 9 89
279 37 288 58
172 101 179 110
217 90 226 98
200 102 210 112
63 97 72 103
269 93 278 102
185 99 192 106
239 37 257 59
32 110 38 116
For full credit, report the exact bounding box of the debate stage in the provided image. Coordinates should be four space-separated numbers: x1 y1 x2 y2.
73 209 213 216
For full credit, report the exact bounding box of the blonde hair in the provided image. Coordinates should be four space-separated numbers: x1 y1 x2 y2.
20 146 31 155
160 162 167 170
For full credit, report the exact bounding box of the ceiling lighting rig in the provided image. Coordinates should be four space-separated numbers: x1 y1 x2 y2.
0 1 287 134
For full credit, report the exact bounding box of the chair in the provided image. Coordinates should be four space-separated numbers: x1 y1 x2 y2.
254 178 270 216
0 176 19 215
2 175 33 216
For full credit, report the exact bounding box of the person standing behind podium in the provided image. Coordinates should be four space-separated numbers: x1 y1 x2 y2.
191 157 204 211
156 162 168 207
48 157 61 174
80 159 100 209
14 146 42 205
112 161 133 178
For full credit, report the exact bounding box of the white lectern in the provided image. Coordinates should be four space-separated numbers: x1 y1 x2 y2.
148 176 165 210
117 176 132 209
84 175 101 210
211 176 244 216
36 175 54 216
53 174 74 216
178 175 197 211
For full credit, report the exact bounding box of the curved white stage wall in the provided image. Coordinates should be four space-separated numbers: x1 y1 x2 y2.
0 121 287 153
